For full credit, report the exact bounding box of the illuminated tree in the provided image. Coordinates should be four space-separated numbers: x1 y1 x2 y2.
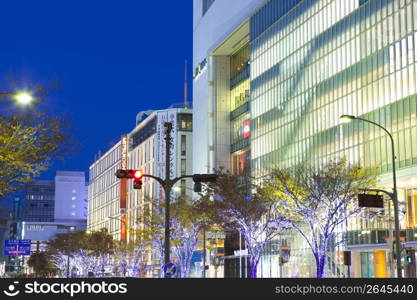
265 158 376 278
170 196 215 278
205 171 290 278
47 229 115 277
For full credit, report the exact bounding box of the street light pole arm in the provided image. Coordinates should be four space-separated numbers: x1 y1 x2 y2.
359 188 394 198
171 175 194 184
354 117 394 145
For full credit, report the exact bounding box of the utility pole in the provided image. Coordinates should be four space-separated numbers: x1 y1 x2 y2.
202 228 206 278
35 241 40 278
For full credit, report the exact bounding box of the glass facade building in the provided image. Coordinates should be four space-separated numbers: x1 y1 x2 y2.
248 0 417 277
194 0 417 277
251 0 417 172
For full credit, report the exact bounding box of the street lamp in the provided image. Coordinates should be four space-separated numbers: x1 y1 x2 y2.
340 114 402 278
0 91 34 106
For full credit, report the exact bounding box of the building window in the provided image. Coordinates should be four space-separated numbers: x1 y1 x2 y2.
178 114 192 131
71 196 77 200
181 135 186 156
72 189 77 193
202 0 215 16
129 117 157 150
181 159 186 176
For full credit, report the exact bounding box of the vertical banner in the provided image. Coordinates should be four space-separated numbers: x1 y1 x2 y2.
156 111 177 202
120 135 128 240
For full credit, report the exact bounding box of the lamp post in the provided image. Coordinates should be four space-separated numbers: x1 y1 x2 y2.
0 92 34 105
62 225 75 278
340 114 402 278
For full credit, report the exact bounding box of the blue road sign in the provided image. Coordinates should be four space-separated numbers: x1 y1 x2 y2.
18 240 31 255
4 239 32 256
162 262 177 277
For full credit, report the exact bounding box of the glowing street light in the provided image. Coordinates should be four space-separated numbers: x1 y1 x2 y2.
339 114 356 123
14 92 34 105
0 91 34 106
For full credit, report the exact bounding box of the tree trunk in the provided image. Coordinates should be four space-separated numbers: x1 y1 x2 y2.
315 253 326 278
249 257 259 278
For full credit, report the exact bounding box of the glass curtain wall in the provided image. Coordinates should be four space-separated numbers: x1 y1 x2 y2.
248 0 417 277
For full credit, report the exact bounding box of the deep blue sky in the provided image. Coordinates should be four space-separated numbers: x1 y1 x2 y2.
0 1 193 181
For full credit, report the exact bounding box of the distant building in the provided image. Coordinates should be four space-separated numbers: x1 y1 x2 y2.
54 171 88 223
0 171 87 275
21 180 55 222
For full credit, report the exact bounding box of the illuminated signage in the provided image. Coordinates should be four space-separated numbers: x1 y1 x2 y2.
119 135 128 240
236 120 251 140
193 58 207 80
121 135 128 169
243 120 250 139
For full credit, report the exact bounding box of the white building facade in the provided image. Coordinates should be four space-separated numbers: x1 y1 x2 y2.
87 106 193 243
126 107 193 241
87 142 122 238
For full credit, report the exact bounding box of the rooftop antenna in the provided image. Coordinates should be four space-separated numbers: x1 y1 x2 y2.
184 59 188 108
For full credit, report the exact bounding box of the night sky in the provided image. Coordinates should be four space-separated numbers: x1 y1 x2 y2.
0 0 193 181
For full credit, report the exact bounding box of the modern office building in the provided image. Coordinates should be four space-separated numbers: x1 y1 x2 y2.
193 0 417 277
88 105 193 245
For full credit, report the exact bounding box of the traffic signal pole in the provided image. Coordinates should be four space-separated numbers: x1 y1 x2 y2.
115 122 218 278
164 122 173 270
361 188 402 278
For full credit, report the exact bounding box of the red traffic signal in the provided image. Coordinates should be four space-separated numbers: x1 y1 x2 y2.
133 170 143 179
115 169 144 179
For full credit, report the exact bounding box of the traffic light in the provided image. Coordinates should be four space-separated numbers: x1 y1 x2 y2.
9 222 17 239
192 174 218 183
192 174 218 192
405 249 414 264
133 170 143 190
194 182 202 192
115 169 144 189
343 251 351 266
116 169 143 179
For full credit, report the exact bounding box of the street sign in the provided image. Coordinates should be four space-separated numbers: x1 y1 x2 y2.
358 194 384 208
4 239 32 256
162 262 177 277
